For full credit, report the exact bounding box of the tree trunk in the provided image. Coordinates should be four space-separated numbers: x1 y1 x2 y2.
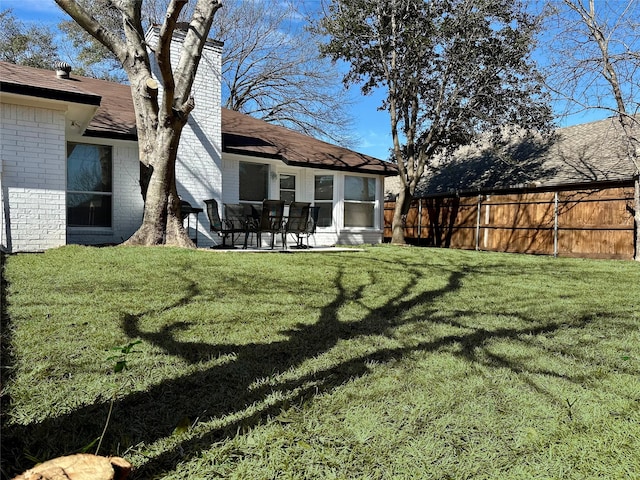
391 186 411 244
53 0 222 249
124 126 194 248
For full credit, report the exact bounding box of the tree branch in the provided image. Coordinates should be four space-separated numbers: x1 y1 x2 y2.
54 0 128 62
156 0 189 119
173 0 222 112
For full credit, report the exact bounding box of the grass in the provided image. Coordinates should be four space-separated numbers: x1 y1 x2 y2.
1 244 639 479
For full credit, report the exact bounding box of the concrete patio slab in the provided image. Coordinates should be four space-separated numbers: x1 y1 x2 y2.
200 246 365 253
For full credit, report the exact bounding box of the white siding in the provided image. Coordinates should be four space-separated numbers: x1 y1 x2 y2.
1 103 66 252
220 152 385 247
221 157 239 204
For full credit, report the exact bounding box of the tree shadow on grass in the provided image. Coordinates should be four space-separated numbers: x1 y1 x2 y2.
3 257 594 478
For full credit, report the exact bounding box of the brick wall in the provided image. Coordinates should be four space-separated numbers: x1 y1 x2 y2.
1 103 66 251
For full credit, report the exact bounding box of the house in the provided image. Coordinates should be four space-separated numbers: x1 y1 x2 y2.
386 119 636 197
384 119 637 259
0 28 396 253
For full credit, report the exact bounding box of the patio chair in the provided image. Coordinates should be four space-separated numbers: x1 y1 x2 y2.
283 202 311 249
204 199 246 247
294 205 320 248
245 199 285 249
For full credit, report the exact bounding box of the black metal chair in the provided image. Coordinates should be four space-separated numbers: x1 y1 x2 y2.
283 202 311 249
294 205 320 248
245 200 285 249
204 199 246 247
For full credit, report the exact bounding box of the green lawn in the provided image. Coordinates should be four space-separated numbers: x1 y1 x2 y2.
2 245 639 479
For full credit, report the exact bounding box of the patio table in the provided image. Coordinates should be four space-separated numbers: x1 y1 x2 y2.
181 202 203 246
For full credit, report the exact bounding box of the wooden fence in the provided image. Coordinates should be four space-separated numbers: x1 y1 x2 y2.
384 185 636 259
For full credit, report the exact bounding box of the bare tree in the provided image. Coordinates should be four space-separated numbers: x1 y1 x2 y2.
543 0 640 260
54 0 222 247
214 0 355 145
57 0 355 145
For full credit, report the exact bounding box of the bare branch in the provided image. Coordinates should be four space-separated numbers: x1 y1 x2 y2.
216 0 355 145
172 0 222 111
155 0 188 117
54 0 128 62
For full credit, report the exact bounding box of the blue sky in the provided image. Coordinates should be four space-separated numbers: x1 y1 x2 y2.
1 0 59 18
3 0 612 161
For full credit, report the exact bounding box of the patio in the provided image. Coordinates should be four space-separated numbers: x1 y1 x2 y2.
202 245 365 253
202 198 325 251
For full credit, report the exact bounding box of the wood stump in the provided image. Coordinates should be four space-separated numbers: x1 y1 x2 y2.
13 454 132 480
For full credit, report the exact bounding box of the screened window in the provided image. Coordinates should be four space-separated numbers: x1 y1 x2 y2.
67 143 112 228
240 162 269 202
279 174 296 204
344 175 376 228
314 175 333 227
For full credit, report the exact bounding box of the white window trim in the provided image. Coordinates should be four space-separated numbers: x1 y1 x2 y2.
313 172 335 231
279 172 298 204
66 142 114 230
342 174 379 230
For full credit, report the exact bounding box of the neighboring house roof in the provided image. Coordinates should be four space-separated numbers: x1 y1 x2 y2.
0 61 395 175
385 116 637 198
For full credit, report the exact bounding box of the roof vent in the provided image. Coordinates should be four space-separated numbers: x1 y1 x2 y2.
53 61 72 79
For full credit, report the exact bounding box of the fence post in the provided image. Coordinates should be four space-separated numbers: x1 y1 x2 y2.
475 194 482 251
554 191 559 258
418 199 423 241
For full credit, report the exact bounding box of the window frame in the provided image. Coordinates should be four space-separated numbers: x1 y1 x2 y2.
343 175 377 229
66 142 113 229
314 174 334 228
279 173 296 205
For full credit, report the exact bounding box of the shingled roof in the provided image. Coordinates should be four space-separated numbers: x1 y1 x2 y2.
0 61 136 139
386 116 637 198
0 61 395 175
221 107 396 175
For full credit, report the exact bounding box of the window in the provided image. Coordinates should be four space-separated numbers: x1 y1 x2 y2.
240 162 269 202
279 174 296 204
344 175 376 228
67 143 112 228
314 175 333 227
